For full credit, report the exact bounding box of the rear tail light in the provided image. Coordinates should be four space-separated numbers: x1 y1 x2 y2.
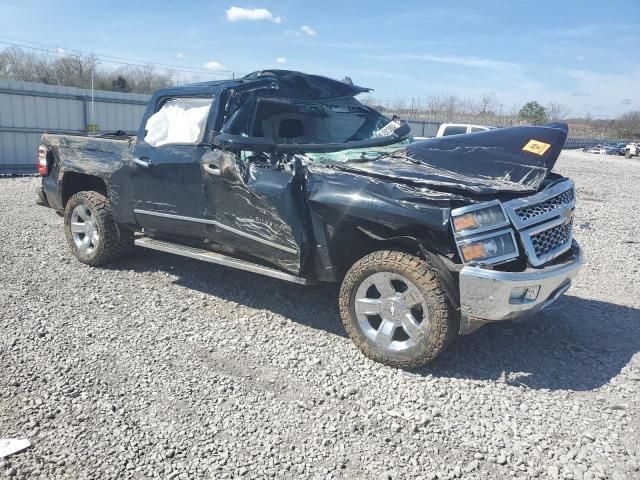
37 145 48 176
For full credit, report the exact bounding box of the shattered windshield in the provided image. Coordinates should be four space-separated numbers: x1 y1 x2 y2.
304 137 414 163
221 87 411 151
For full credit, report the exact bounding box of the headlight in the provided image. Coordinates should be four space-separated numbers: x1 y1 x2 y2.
451 201 509 236
457 230 518 264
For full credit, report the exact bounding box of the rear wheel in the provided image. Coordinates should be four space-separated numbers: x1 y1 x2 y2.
64 191 132 266
339 250 458 368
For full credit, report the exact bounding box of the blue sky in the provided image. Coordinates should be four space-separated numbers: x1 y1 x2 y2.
1 0 639 117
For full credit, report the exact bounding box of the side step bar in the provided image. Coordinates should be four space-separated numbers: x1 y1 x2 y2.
134 237 313 285
134 236 311 285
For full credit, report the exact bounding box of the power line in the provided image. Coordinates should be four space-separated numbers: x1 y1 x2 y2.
0 35 236 75
0 40 226 76
0 36 243 78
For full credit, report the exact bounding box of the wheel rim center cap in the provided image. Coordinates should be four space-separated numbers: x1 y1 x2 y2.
380 297 406 321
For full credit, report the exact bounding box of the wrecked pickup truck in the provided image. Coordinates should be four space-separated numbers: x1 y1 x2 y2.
36 70 582 368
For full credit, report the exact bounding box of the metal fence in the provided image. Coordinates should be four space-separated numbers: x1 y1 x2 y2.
0 79 150 174
0 82 626 174
406 119 441 138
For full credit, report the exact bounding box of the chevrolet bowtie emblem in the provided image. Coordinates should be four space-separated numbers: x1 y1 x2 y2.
563 208 574 221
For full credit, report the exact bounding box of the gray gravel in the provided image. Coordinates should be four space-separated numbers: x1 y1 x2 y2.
1 150 639 480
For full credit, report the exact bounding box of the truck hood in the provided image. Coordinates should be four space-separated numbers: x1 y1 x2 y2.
332 123 568 195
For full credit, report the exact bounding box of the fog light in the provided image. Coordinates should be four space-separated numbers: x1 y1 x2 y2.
510 285 540 303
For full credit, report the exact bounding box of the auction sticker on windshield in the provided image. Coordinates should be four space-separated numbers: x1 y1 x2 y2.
522 139 551 156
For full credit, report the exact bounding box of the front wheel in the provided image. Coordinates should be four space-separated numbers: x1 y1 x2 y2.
339 251 458 368
64 191 132 266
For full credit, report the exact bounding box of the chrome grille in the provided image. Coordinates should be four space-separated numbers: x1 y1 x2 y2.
503 179 576 267
514 189 574 222
530 220 572 257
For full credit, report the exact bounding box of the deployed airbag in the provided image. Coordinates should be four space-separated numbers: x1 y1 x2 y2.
144 98 211 147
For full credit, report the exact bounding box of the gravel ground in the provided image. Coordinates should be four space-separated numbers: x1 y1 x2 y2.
1 151 639 480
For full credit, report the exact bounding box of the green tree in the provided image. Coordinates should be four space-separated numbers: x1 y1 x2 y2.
518 101 548 125
111 75 132 93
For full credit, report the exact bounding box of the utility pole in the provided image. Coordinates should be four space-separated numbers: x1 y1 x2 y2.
91 68 95 130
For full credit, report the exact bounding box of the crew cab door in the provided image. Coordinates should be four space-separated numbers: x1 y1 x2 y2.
200 149 306 274
132 96 214 239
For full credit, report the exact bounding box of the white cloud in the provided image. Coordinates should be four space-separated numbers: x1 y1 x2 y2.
556 67 640 115
349 69 408 81
411 65 640 118
203 61 226 71
226 6 282 24
301 25 316 36
285 25 317 37
177 52 186 60
365 53 517 72
56 47 66 57
276 57 288 64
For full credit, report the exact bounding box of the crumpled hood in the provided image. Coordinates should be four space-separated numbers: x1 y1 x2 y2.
337 123 568 195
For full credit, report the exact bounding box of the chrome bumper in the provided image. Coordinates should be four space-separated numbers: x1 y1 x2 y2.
458 241 583 334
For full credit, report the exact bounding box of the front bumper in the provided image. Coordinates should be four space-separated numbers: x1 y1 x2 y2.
458 241 583 334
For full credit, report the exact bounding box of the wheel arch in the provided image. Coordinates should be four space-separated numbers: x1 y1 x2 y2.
61 171 108 208
323 221 461 310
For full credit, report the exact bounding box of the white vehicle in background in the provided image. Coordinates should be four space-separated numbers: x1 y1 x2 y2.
585 144 607 155
625 143 639 158
436 123 496 137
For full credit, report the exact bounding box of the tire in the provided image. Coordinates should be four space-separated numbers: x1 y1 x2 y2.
64 191 132 266
339 250 458 368
626 153 632 159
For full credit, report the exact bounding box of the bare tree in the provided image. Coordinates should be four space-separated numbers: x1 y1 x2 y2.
425 95 442 122
613 111 640 139
546 102 570 121
477 93 497 123
392 97 407 113
0 46 174 93
442 95 460 122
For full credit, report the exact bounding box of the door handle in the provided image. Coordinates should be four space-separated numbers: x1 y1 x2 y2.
134 157 153 168
203 164 221 175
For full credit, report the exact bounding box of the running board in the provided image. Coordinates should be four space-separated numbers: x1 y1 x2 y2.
134 236 311 285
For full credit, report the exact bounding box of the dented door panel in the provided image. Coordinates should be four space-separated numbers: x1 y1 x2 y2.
201 150 305 273
132 143 207 239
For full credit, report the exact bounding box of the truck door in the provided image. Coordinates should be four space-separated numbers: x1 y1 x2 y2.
132 96 214 240
200 149 306 274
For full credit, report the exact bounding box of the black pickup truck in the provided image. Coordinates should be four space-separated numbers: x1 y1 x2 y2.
36 70 582 368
